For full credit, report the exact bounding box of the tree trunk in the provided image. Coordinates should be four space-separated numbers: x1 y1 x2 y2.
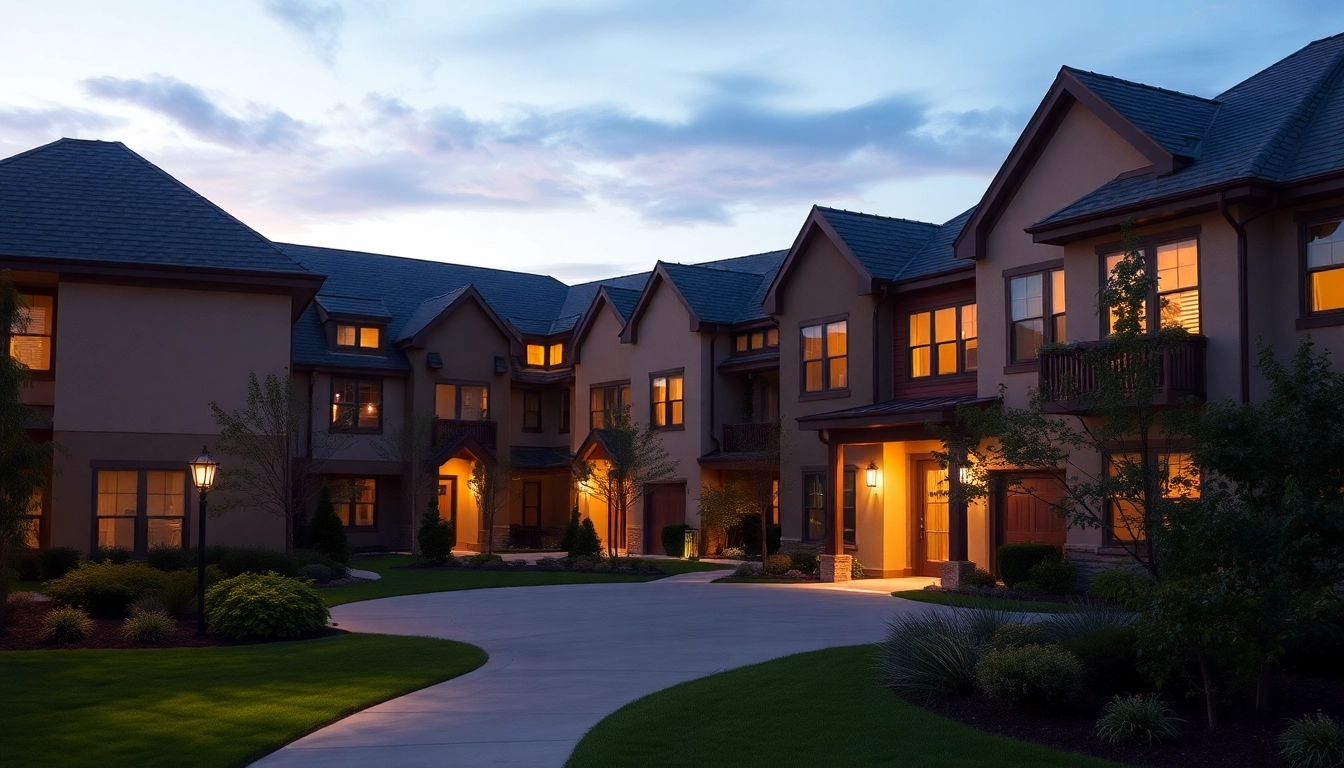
760 505 769 566
1198 650 1219 730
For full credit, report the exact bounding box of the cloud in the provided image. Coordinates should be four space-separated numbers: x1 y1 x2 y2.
263 0 344 66
82 75 310 150
0 105 119 139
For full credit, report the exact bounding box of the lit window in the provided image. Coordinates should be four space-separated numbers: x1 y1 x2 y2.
435 383 490 421
549 343 564 365
590 383 630 429
95 469 186 553
331 478 376 527
359 326 380 349
526 344 545 366
336 325 356 346
1307 220 1344 313
1107 452 1199 542
909 303 977 378
9 294 53 371
336 324 381 351
803 473 826 541
733 328 780 354
1105 239 1199 334
651 373 684 428
331 377 382 432
801 320 847 393
23 491 42 549
1009 270 1063 362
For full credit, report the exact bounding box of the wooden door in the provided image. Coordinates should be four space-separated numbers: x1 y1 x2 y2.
997 473 1068 553
915 460 950 577
644 483 686 555
522 482 541 528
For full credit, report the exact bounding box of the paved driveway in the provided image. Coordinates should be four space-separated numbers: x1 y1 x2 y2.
254 572 937 768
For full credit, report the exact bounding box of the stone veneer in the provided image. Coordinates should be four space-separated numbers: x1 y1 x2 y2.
819 553 853 583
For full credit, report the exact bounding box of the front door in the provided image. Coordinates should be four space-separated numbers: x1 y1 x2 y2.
996 473 1068 556
521 482 541 528
644 483 686 555
915 460 950 577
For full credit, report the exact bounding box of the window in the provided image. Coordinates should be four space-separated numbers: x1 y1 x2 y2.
909 303 977 378
559 389 571 434
733 327 780 354
550 343 565 365
525 343 566 367
435 383 490 421
803 472 826 541
842 468 856 547
331 377 382 432
526 344 545 366
1009 269 1065 362
1106 452 1199 542
95 469 187 552
335 324 381 351
331 478 376 527
590 383 631 429
1307 220 1344 313
23 491 42 549
651 373 684 428
801 320 847 393
523 391 542 431
9 293 53 371
1104 238 1199 333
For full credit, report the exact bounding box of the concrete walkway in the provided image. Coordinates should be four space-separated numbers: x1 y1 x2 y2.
254 572 939 767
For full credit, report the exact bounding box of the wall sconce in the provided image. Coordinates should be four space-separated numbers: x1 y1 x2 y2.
865 461 879 488
959 466 972 484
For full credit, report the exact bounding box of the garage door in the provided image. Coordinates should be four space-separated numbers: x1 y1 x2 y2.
997 474 1068 551
644 483 686 555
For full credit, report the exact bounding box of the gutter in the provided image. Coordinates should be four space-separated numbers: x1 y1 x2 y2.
1218 191 1277 405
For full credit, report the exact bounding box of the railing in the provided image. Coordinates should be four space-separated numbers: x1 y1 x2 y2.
722 422 780 453
434 419 498 450
1038 335 1207 410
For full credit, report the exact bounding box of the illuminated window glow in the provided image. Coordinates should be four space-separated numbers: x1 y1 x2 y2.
909 303 977 378
9 293 53 371
651 373 684 428
802 320 847 393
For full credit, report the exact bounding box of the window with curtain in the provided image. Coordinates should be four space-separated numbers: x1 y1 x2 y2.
335 324 381 351
651 373 684 428
1106 452 1199 542
95 469 187 552
10 293 53 371
801 320 847 393
589 383 630 429
909 303 977 378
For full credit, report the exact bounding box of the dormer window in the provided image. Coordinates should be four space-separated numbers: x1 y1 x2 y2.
733 328 779 354
336 324 381 351
525 342 565 367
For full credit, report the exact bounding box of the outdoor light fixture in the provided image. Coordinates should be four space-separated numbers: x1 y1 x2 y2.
865 460 879 488
959 466 973 485
188 447 218 636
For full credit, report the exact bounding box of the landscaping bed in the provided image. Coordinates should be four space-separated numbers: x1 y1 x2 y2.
893 588 1081 613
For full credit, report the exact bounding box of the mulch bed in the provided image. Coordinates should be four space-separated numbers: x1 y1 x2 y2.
920 672 1344 768
0 600 342 651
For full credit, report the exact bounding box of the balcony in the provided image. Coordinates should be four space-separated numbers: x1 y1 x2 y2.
722 422 780 453
434 419 498 450
1038 335 1207 412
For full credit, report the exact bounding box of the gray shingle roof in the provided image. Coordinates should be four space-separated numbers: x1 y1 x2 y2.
314 295 391 320
1065 67 1220 158
602 286 642 321
658 250 786 325
0 139 312 276
396 287 471 342
898 208 976 280
815 207 941 280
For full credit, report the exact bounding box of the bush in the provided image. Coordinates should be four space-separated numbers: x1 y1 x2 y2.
205 573 329 640
46 563 170 618
1026 558 1076 595
130 596 167 616
996 543 1058 588
93 546 135 564
963 567 996 588
39 547 82 581
309 485 349 564
975 644 1084 709
203 545 231 565
293 549 348 579
1089 567 1153 609
1280 713 1344 768
767 524 781 555
661 524 692 558
560 508 581 554
8 590 38 606
418 496 453 564
991 623 1043 652
16 549 41 581
789 551 819 574
765 554 792 574
297 563 333 584
152 566 224 618
218 547 298 578
1061 626 1147 695
851 559 865 580
1096 694 1182 746
0 566 15 591
878 609 1011 702
123 610 175 644
732 562 761 578
145 545 194 572
1039 604 1136 644
571 518 602 558
43 607 93 644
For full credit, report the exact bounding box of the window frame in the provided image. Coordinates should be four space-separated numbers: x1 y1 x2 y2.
1102 450 1200 546
434 381 492 422
522 390 543 432
524 341 567 368
329 477 378 528
1298 210 1344 327
589 381 631 430
90 464 191 554
332 322 384 354
842 467 856 548
1003 261 1065 366
732 326 780 355
1098 235 1202 336
6 289 56 378
559 389 571 434
330 376 384 434
907 302 978 379
799 315 849 398
521 481 542 528
801 470 828 542
649 370 685 430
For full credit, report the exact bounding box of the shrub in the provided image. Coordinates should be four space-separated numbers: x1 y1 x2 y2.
0 566 15 591
416 495 453 564
963 567 996 588
1280 713 1344 768
1089 567 1154 609
560 508 581 554
293 549 348 578
123 610 175 644
569 556 596 572
46 563 169 618
309 485 349 564
8 590 38 606
975 644 1084 709
732 562 761 577
1061 626 1147 695
1026 558 1076 595
1096 694 1182 746
146 545 194 572
297 563 333 584
661 524 692 558
765 554 792 574
93 546 135 564
592 559 613 573
218 547 298 578
996 543 1058 588
203 545 231 565
536 557 562 570
130 596 167 616
152 566 224 618
878 609 1011 701
790 551 819 574
16 549 41 581
991 623 1043 652
205 573 329 640
40 547 83 581
767 524 781 555
43 607 93 644
1039 603 1136 644
851 559 865 580
572 518 602 558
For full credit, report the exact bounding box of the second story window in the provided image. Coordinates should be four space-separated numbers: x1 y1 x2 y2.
559 389 571 433
1009 269 1064 362
336 324 381 351
1104 238 1199 334
801 320 847 394
331 377 382 432
590 383 630 429
651 373 684 428
909 303 977 378
550 343 565 365
523 391 542 431
1307 220 1344 313
436 383 490 421
10 293 53 371
525 343 566 367
734 328 779 354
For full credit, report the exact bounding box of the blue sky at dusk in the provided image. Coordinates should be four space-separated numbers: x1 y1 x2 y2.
2 1 1341 281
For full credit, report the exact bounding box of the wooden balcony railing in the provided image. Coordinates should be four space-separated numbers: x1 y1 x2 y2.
1038 335 1207 410
434 419 498 450
722 422 780 453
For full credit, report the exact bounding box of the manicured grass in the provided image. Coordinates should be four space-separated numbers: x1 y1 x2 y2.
1 632 486 768
566 645 1119 768
892 589 1079 613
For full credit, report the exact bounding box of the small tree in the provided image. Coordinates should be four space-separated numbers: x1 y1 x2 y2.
572 517 602 558
469 456 512 555
559 507 581 553
697 482 754 556
308 485 348 564
376 412 441 555
574 405 677 558
418 495 452 564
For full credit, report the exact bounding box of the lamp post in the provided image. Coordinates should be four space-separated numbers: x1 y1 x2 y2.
189 447 218 636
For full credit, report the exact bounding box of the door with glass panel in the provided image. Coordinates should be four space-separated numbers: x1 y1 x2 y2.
915 460 950 577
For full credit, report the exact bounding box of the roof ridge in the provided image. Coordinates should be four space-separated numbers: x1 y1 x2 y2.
1063 65 1220 105
278 242 569 286
815 205 941 227
1242 42 1344 178
664 260 766 278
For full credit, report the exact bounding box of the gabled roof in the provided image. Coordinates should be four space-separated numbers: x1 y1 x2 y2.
314 295 392 321
395 285 513 348
570 284 643 360
619 251 786 342
1063 67 1220 161
816 207 942 278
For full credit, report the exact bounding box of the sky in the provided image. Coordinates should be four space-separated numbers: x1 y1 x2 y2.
2 1 1342 283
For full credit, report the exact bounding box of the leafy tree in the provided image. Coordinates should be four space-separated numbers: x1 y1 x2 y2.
418 494 453 564
574 405 677 558
468 456 512 555
573 516 602 558
696 482 754 556
308 485 348 564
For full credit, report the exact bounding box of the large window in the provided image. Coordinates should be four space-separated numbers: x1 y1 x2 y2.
801 320 847 394
523 391 542 432
842 468 856 547
909 303 977 378
1104 238 1200 334
734 327 780 354
1009 269 1064 362
435 383 490 421
1307 220 1344 313
95 469 187 552
1106 452 1199 542
525 343 566 367
331 377 382 432
590 383 630 429
330 478 376 527
9 293 53 371
803 472 826 541
651 373 684 428
335 324 381 351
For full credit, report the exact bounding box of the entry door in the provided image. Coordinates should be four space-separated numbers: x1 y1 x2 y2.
915 460 950 577
645 483 686 555
998 474 1068 552
522 482 541 528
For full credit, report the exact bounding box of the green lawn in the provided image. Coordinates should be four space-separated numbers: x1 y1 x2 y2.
324 555 730 607
1 632 485 768
892 589 1079 613
567 645 1119 767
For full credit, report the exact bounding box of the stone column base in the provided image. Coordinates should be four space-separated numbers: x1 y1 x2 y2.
820 554 853 583
940 560 977 589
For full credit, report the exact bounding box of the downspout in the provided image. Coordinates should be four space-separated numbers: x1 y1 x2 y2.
709 327 719 452
1218 192 1276 405
305 369 315 460
871 283 890 405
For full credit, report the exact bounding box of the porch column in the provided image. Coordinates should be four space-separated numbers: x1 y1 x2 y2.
819 433 852 582
941 446 975 588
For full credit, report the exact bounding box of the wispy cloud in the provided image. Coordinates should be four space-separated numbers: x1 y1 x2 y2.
262 0 344 66
0 106 119 148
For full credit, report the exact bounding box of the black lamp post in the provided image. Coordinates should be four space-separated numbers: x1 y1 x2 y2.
189 447 218 636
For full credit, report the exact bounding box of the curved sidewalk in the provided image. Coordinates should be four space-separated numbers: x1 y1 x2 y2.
254 572 935 767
